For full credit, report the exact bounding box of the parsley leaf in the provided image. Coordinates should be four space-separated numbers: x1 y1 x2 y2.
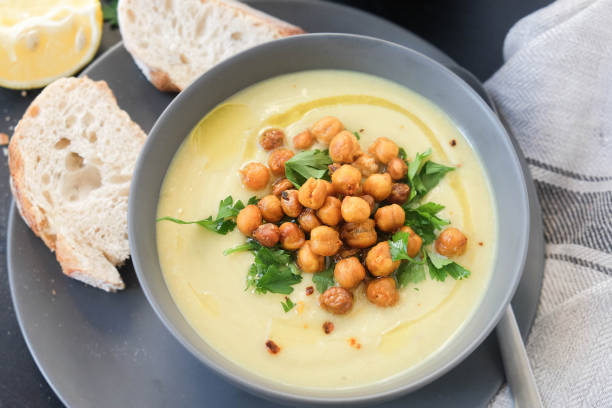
388 231 425 263
396 261 426 287
157 196 245 234
425 250 470 282
247 196 259 205
281 297 295 312
398 147 408 160
312 265 335 293
102 0 119 28
353 131 361 140
257 264 302 294
284 149 332 188
403 202 449 245
405 149 454 202
223 239 258 255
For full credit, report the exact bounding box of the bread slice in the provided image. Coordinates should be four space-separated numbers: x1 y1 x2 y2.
8 77 146 291
118 0 304 92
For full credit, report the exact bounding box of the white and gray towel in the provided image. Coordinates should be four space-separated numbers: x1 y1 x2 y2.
485 0 612 406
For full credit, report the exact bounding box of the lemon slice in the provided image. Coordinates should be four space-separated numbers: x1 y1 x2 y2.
0 0 103 89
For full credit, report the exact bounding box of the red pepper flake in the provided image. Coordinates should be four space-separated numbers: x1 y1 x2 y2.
323 321 334 334
359 128 365 133
478 242 484 246
450 139 457 146
347 337 361 349
265 340 280 355
305 286 314 296
0 133 8 145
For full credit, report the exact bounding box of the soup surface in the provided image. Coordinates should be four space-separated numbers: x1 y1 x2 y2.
156 70 496 389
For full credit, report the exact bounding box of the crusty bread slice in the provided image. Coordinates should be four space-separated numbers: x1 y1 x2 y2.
8 77 146 292
118 0 304 92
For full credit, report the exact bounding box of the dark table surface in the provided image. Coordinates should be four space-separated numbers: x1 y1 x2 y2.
0 0 551 406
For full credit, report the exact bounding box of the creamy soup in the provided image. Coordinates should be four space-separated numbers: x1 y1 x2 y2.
156 70 496 389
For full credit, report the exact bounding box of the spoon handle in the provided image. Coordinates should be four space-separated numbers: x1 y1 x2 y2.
496 306 543 408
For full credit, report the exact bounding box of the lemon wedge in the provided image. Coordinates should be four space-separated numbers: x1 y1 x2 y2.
0 0 103 89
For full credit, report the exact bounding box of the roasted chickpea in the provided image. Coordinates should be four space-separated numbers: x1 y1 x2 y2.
280 189 303 217
311 116 344 144
236 205 262 236
259 128 285 150
298 178 328 209
310 226 342 256
293 129 315 150
257 195 283 223
331 164 361 196
319 287 353 315
363 173 392 201
399 226 422 258
334 257 366 289
341 196 371 223
329 130 360 163
360 194 376 214
272 178 294 196
297 241 325 273
316 196 342 226
240 162 270 190
297 208 322 232
279 222 306 250
340 219 377 248
352 153 379 177
374 204 405 232
388 183 410 204
365 241 400 277
336 246 361 259
322 179 334 196
268 148 294 176
368 137 399 164
366 278 399 307
386 157 408 180
252 223 280 247
435 227 468 257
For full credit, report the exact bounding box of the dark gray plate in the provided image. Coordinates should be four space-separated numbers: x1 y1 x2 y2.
7 1 544 407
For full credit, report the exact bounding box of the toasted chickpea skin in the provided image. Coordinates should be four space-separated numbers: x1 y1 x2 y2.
331 164 362 195
375 204 405 232
316 196 342 226
268 148 294 176
435 227 468 257
322 179 335 196
280 189 303 217
399 226 423 258
363 173 393 201
366 278 399 307
297 208 321 232
279 222 306 250
329 130 360 163
334 257 366 289
240 162 270 190
298 178 328 209
272 178 294 197
368 137 399 164
340 219 377 248
328 162 342 175
310 226 343 256
319 287 353 315
336 246 361 259
387 157 408 180
341 196 371 223
297 241 325 273
352 153 379 177
236 205 262 236
293 129 315 150
388 183 410 205
311 116 344 144
259 128 285 150
365 242 400 277
360 195 376 214
252 223 280 247
257 195 283 223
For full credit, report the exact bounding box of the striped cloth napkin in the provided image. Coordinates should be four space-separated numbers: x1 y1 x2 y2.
485 0 612 406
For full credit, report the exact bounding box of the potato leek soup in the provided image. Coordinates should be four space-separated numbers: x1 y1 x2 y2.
156 70 496 389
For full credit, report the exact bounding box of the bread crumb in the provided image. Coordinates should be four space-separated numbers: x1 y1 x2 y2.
0 132 8 145
21 90 27 97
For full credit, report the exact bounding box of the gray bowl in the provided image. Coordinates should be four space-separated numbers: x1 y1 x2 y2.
129 33 529 406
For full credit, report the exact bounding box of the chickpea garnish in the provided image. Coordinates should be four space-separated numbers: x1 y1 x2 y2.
297 208 321 232
334 257 366 289
268 148 294 176
399 226 422 258
240 162 270 190
360 194 376 214
365 241 400 277
366 277 399 307
271 178 294 196
316 196 342 226
311 116 344 144
331 164 361 195
279 222 306 250
386 157 408 180
341 196 371 223
340 219 377 248
319 287 353 315
363 173 392 201
435 227 467 257
236 205 262 236
388 183 410 204
374 204 405 232
293 129 315 150
298 178 328 209
310 226 342 256
257 195 283 223
280 189 303 217
259 128 285 150
329 130 360 163
321 179 335 196
252 223 280 247
297 241 324 273
368 137 399 164
352 152 379 177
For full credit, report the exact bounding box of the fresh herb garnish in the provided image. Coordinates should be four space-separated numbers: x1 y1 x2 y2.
396 261 426 287
425 250 470 281
281 297 295 312
353 131 361 140
405 149 454 202
388 231 426 263
403 202 449 245
312 264 335 293
284 149 332 188
223 239 258 255
398 147 408 160
102 0 119 28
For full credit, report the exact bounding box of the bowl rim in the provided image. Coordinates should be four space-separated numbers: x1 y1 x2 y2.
129 32 530 405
